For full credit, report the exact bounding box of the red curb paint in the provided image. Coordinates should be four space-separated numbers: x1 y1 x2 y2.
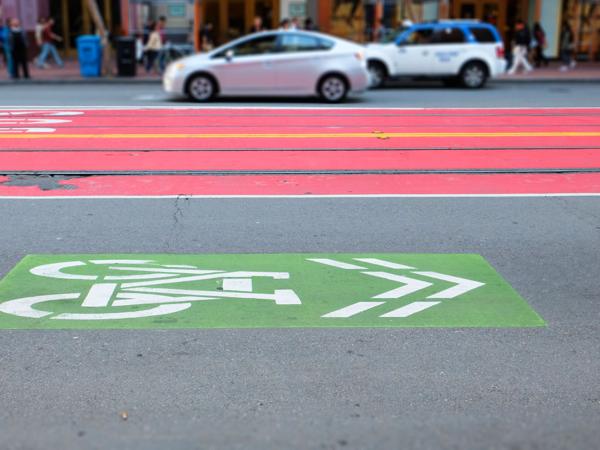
0 173 599 197
1 149 600 172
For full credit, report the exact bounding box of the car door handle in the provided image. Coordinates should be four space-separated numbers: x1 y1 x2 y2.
422 51 429 56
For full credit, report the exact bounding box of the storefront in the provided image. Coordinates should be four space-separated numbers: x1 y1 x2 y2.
562 0 600 60
198 0 279 45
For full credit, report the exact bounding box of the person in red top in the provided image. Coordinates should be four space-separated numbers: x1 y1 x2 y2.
36 17 63 68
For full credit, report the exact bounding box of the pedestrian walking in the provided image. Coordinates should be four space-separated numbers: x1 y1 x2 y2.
304 17 317 31
144 22 162 73
34 17 46 66
0 17 14 76
507 19 533 75
373 19 387 42
559 21 576 71
8 18 29 79
200 23 214 52
532 22 549 68
249 16 264 33
279 18 291 31
36 18 64 68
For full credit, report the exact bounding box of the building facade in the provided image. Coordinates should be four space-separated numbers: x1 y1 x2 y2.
1 0 597 60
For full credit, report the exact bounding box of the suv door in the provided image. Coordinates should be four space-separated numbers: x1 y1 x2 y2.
210 34 279 94
394 27 436 75
427 27 469 75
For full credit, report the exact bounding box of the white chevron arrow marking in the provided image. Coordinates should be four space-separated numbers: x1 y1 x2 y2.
363 272 433 298
353 258 415 270
380 301 440 318
322 301 385 318
413 271 485 299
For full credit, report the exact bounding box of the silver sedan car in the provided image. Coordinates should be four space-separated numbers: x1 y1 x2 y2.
163 30 369 103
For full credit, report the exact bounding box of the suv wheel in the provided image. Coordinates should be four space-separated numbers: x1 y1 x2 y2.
460 62 488 89
186 74 216 102
368 61 387 88
318 75 348 103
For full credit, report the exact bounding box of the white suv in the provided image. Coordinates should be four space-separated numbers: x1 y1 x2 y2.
366 21 507 88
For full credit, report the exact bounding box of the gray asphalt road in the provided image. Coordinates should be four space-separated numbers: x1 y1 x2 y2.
1 197 599 450
1 80 600 107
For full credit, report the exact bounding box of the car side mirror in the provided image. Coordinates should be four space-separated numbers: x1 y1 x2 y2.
225 49 234 61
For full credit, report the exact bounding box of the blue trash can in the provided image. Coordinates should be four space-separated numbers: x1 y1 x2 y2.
76 35 102 77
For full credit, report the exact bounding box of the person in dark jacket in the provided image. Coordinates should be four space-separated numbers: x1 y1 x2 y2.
8 18 29 79
559 21 576 71
533 22 549 67
507 19 533 74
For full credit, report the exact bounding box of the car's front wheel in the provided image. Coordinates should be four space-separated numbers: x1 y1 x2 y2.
186 74 216 102
318 75 348 103
460 62 488 89
368 61 387 89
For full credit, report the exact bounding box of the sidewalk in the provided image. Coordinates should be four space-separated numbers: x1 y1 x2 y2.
1 58 599 84
497 61 600 82
0 58 161 84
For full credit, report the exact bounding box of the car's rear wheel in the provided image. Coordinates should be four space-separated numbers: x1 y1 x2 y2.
368 61 387 89
318 75 348 103
186 74 216 102
460 62 488 89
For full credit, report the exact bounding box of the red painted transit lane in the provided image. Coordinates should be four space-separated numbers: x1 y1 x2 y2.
1 173 599 197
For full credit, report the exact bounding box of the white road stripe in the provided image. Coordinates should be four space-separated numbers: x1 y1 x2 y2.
353 258 415 269
322 301 385 318
380 301 440 318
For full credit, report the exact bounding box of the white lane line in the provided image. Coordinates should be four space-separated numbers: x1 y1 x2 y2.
1 193 599 199
81 283 117 308
380 301 440 318
322 301 385 318
307 258 367 270
364 272 432 299
223 278 253 292
414 271 485 299
353 258 415 269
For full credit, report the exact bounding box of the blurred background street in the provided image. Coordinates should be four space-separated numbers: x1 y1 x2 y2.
1 1 600 450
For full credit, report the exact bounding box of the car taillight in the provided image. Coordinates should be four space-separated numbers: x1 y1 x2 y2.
496 46 505 59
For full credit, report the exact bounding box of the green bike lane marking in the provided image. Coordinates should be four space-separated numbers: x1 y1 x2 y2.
0 254 545 329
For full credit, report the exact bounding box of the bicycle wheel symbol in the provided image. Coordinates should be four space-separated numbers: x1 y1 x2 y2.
0 259 301 321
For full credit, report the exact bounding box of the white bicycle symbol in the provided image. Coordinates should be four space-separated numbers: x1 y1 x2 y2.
0 259 301 321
